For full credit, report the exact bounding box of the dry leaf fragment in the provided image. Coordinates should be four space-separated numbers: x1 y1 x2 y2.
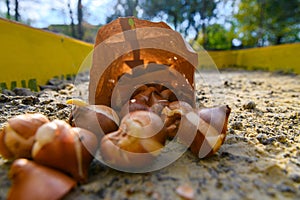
176 184 195 200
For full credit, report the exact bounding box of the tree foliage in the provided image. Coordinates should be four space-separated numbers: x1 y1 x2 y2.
196 23 236 50
234 0 300 47
106 0 139 23
141 0 218 44
2 0 299 48
106 0 218 48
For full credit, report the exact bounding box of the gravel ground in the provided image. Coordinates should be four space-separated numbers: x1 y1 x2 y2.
0 70 299 200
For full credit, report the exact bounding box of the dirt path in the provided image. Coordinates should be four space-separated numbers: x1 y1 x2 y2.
0 70 299 200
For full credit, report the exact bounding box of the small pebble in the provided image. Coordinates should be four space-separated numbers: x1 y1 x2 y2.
55 103 68 110
13 88 35 96
224 81 230 87
39 85 60 91
47 78 64 86
277 184 296 193
256 134 276 145
1 89 15 96
18 104 29 109
231 121 243 130
21 96 40 105
243 101 256 110
275 135 287 143
0 94 10 103
228 128 235 134
11 100 19 106
290 174 300 183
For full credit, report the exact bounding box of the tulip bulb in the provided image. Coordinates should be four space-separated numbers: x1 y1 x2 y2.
162 103 231 158
132 86 158 106
190 105 231 158
160 89 177 102
67 99 119 139
161 101 193 138
32 120 98 183
119 99 150 119
7 158 76 200
148 91 165 106
0 114 49 160
100 111 166 169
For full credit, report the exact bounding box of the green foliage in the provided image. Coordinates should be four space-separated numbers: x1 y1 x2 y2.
141 0 218 40
3 0 297 49
141 0 185 31
196 24 236 50
234 0 300 47
47 23 100 43
105 0 218 48
106 0 139 23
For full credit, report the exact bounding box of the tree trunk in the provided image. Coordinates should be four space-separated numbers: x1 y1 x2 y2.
201 0 207 48
173 15 177 31
68 0 76 38
133 0 139 17
126 0 138 16
276 35 282 45
258 0 265 46
15 0 20 21
202 23 208 49
6 0 10 19
77 0 83 40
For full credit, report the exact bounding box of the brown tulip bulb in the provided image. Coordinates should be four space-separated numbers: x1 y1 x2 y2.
161 101 193 138
148 91 165 106
7 159 76 200
0 129 14 159
160 89 178 102
130 84 148 98
68 99 119 139
100 111 166 169
148 91 169 115
119 99 150 119
132 86 158 106
149 100 169 116
189 105 231 158
0 114 49 160
32 120 98 183
146 83 167 93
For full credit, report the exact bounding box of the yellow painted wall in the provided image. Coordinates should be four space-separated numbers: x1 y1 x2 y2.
206 43 300 74
0 18 93 91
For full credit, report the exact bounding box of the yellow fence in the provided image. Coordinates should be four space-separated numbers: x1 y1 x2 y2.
0 18 93 91
205 43 300 74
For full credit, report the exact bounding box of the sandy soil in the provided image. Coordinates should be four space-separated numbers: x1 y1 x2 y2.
0 70 299 200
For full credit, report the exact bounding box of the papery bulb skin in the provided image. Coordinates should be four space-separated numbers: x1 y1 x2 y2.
161 101 193 138
0 114 49 160
100 111 166 170
32 120 98 183
7 158 76 200
119 100 150 119
68 103 119 140
190 105 231 158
